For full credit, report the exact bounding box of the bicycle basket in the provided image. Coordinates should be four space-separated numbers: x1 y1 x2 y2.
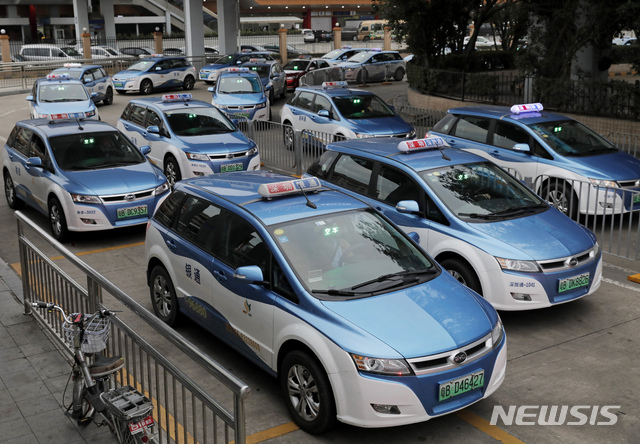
62 314 110 353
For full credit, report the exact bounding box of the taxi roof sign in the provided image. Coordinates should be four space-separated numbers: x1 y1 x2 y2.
398 136 448 153
510 103 544 114
322 81 348 89
63 63 82 68
228 67 250 72
46 73 71 80
258 178 322 199
342 45 352 49
162 93 193 102
49 112 86 120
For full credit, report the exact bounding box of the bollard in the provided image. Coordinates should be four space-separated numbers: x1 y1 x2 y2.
381 62 391 85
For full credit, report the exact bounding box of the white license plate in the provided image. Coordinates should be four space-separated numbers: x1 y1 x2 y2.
220 163 243 173
558 272 589 293
117 205 147 219
439 370 484 401
128 414 154 434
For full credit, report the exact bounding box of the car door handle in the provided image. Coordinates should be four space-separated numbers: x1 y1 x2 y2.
490 150 501 157
123 123 130 130
214 270 227 282
165 239 177 250
142 131 147 136
446 138 456 145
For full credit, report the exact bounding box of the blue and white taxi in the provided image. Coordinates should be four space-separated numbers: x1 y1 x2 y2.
27 73 99 120
339 49 406 83
3 117 169 242
306 136 602 311
112 56 196 95
430 103 640 217
281 81 415 150
199 52 277 84
208 68 270 121
117 93 260 186
145 172 506 433
49 63 115 105
320 46 369 66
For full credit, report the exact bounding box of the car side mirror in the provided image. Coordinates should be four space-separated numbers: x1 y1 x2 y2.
26 95 34 102
317 110 330 118
147 125 160 134
207 87 214 92
140 145 151 155
407 232 420 244
396 200 420 214
155 66 162 71
26 157 43 168
266 84 273 90
90 92 98 98
233 265 265 284
513 143 531 152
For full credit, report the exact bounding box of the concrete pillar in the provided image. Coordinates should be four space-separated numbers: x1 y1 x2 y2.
82 29 91 59
384 26 391 51
333 24 342 50
154 29 163 55
278 26 288 65
72 0 90 43
184 0 205 60
101 0 116 41
0 31 10 64
165 11 172 36
218 0 239 55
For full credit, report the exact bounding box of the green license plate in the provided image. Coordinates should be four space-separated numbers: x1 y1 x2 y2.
558 272 589 293
220 163 243 173
439 370 484 402
114 82 123 87
633 194 640 204
117 205 147 219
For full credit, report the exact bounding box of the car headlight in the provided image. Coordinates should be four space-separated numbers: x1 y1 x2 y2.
407 129 416 138
214 103 226 110
491 317 504 348
37 113 49 119
496 257 541 273
355 133 369 139
72 194 101 204
154 182 170 195
346 67 357 72
256 102 267 109
589 178 618 188
247 146 258 156
351 354 412 376
85 109 96 117
186 152 210 161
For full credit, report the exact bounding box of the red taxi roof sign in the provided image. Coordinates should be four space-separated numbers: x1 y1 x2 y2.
49 112 86 120
162 93 193 102
398 136 448 153
228 67 250 72
46 73 71 80
258 178 322 199
510 103 543 114
342 45 352 49
322 81 348 89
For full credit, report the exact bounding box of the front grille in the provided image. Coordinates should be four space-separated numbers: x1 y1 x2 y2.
208 150 253 161
538 245 599 273
101 188 155 203
406 332 493 376
227 105 255 111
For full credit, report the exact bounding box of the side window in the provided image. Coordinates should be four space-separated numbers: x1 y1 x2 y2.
375 166 421 207
220 213 269 272
121 103 134 121
130 105 147 126
533 140 554 160
493 121 530 150
330 154 374 195
82 71 94 83
175 197 223 251
13 127 31 156
271 260 297 303
432 113 457 134
7 126 19 147
296 91 314 111
452 115 491 144
307 150 339 179
154 191 185 228
145 109 162 128
28 134 47 159
313 95 332 114
98 68 108 79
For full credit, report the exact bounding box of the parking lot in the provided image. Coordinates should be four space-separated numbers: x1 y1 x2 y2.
0 80 638 443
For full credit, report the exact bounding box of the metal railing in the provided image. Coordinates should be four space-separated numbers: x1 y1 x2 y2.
16 211 250 444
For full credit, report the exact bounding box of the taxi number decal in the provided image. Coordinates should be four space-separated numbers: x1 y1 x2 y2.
76 210 96 215
509 282 535 288
130 136 137 145
226 323 261 352
185 263 201 284
186 297 206 318
298 115 306 122
14 166 20 176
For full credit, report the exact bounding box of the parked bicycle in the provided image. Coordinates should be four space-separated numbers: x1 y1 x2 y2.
31 301 158 444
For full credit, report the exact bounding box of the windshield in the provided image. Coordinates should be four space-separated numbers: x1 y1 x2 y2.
217 76 262 93
50 131 146 170
273 209 435 296
38 83 89 102
419 161 547 220
165 107 236 136
333 94 395 119
322 49 343 60
345 52 371 63
61 47 81 57
283 60 309 71
126 60 156 72
245 65 269 79
212 55 235 64
525 120 618 156
51 69 82 80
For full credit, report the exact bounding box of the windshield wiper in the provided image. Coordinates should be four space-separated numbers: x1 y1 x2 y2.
351 269 437 291
311 288 369 297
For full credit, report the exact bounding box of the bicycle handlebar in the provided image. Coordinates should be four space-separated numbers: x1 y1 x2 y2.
31 301 115 324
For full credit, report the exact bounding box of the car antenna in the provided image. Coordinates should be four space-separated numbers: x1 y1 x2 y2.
75 117 84 131
298 186 317 209
439 147 450 161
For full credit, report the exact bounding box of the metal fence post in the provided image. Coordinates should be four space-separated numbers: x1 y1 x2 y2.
294 129 303 176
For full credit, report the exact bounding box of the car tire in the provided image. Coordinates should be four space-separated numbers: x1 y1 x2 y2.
164 155 182 187
356 70 367 84
440 258 483 296
183 75 195 90
393 68 405 81
149 266 182 327
103 87 113 105
353 36 358 41
541 180 578 219
363 36 370 43
49 196 69 242
204 80 213 85
283 124 295 151
116 90 126 95
4 172 23 210
280 350 336 434
140 79 153 95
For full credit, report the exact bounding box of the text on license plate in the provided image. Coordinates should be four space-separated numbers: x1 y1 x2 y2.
220 163 243 173
114 82 122 87
117 205 148 219
633 194 640 204
558 272 589 293
439 370 484 402
129 415 154 434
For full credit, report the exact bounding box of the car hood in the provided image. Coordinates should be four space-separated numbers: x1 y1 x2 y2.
284 70 306 76
63 163 165 195
561 150 640 181
469 207 596 260
113 71 146 79
344 116 414 135
214 93 265 106
321 273 494 358
201 63 229 71
36 101 94 115
176 132 255 153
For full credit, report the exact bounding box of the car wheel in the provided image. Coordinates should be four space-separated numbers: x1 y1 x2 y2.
280 350 336 434
103 87 113 105
440 258 483 296
150 266 182 326
164 155 182 187
183 75 195 90
363 36 370 42
356 70 367 84
353 36 358 41
4 173 23 210
116 90 126 95
140 79 153 95
393 68 405 81
49 196 69 242
283 124 295 151
541 180 578 219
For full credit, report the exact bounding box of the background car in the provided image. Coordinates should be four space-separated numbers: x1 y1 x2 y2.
283 58 331 91
240 60 287 103
320 47 369 66
306 136 603 311
118 93 260 185
464 36 501 49
341 27 359 41
49 63 115 105
112 56 196 95
27 73 99 120
240 44 274 53
263 44 309 56
19 44 82 62
339 50 406 83
83 45 127 58
209 68 271 121
199 52 277 84
305 30 333 43
120 46 155 58
3 118 169 241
